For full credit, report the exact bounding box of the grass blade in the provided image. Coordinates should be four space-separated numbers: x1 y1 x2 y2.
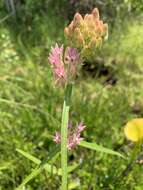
0 162 12 171
15 167 42 190
16 147 78 189
16 148 40 165
61 84 72 190
79 141 124 158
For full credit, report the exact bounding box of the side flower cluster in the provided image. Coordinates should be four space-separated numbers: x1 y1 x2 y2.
53 123 86 150
48 44 80 85
64 8 108 59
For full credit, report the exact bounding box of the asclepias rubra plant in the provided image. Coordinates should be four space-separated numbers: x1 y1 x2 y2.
16 8 124 190
48 8 123 190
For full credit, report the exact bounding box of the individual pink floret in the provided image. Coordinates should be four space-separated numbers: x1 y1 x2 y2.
53 132 61 144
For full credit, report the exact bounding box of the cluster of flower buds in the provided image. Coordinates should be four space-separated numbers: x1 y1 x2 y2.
64 8 108 60
53 122 86 150
48 44 80 85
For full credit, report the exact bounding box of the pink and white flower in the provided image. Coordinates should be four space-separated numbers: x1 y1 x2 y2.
53 122 86 150
48 44 80 85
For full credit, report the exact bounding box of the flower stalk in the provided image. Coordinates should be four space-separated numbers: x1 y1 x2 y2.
61 84 72 190
48 7 108 189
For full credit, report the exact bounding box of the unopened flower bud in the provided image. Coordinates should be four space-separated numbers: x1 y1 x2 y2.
92 8 100 19
84 14 93 22
74 12 83 23
64 27 70 37
89 37 97 48
103 24 108 33
74 28 81 38
77 33 84 46
96 37 102 47
69 21 74 32
64 7 108 60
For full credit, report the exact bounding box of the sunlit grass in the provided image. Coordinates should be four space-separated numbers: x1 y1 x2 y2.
0 12 143 190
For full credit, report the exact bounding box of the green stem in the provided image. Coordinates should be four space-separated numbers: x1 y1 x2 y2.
61 84 72 190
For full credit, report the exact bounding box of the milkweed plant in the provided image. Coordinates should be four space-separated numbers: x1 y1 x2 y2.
15 8 143 190
48 8 122 190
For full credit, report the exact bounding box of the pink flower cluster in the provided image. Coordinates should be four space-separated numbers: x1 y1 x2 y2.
53 122 86 150
48 44 80 85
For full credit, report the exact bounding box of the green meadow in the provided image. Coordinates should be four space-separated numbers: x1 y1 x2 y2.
0 1 143 189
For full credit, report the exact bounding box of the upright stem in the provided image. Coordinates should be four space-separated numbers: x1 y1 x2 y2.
61 84 72 190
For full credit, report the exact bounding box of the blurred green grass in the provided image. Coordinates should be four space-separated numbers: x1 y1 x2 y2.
0 2 143 189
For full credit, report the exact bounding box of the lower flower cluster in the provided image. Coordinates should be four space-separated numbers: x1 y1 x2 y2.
53 122 86 150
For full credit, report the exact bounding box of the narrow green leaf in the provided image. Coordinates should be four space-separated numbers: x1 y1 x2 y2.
16 149 40 165
0 162 12 171
15 167 42 190
61 100 70 190
16 148 59 174
16 148 78 174
16 148 78 189
16 147 60 189
68 180 80 190
15 163 79 190
79 141 124 158
67 163 79 173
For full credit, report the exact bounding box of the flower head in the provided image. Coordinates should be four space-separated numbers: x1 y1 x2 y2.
124 118 143 142
48 44 66 85
48 44 80 86
53 122 86 150
64 8 108 60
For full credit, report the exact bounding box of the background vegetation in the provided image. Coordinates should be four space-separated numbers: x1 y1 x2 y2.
0 0 143 189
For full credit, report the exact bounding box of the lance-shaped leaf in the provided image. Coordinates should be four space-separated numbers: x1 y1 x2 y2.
79 141 125 158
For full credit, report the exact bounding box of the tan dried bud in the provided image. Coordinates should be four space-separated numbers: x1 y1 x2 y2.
73 13 83 27
74 12 83 21
98 21 104 33
64 27 70 37
84 14 89 21
77 33 84 45
74 28 81 36
103 24 108 33
92 8 100 19
84 14 93 22
86 37 97 51
69 21 74 31
96 37 102 47
90 37 97 46
95 19 100 28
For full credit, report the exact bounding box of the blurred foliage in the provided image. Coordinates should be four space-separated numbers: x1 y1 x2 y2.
67 0 143 25
0 0 143 189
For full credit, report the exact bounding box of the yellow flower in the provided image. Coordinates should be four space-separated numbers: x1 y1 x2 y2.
124 118 143 142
